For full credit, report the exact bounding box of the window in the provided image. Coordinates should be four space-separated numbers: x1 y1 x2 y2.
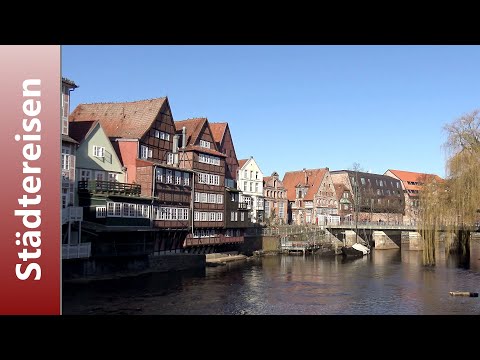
140 145 149 159
61 146 70 170
114 203 122 217
234 212 238 221
396 182 400 188
250 182 253 192
194 192 200 203
152 206 159 220
231 211 235 221
244 170 247 179
96 206 106 218
129 204 136 217
166 170 173 184
171 208 177 220
278 203 284 218
241 212 245 221
95 171 105 181
256 171 259 179
201 212 208 221
255 183 259 193
208 193 216 203
361 178 365 185
194 211 200 221
160 207 167 220
183 209 189 220
250 171 253 179
379 180 383 187
216 212 222 221
244 182 247 191
123 203 130 217
201 193 207 203
93 145 105 158
136 204 143 218
108 173 119 182
217 194 223 204
209 212 216 221
175 171 182 185
167 152 174 165
200 140 211 148
183 172 190 186
156 168 164 183
80 170 91 181
155 130 160 138
107 202 115 216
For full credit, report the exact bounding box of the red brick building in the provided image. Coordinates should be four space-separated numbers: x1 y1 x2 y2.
384 169 442 225
174 118 233 247
263 171 288 225
70 97 193 252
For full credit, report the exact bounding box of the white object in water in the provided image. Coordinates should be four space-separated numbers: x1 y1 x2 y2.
352 243 370 255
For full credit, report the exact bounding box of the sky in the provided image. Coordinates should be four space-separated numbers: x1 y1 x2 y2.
62 45 480 179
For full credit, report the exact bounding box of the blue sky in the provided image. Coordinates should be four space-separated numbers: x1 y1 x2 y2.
62 45 480 179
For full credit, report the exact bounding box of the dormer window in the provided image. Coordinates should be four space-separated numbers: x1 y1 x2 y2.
93 145 105 158
200 140 211 149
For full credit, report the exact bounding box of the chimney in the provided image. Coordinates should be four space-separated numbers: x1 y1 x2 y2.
173 134 179 153
182 126 186 148
303 168 308 184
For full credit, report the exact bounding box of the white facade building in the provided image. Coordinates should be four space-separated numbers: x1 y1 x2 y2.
237 156 265 223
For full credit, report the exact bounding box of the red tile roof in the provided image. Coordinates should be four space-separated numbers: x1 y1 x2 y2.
68 120 98 143
174 118 207 147
69 97 167 139
282 168 328 201
386 169 443 192
184 144 226 157
334 183 349 200
209 122 227 145
238 159 248 168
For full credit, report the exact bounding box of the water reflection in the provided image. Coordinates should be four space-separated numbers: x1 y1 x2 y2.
63 241 480 315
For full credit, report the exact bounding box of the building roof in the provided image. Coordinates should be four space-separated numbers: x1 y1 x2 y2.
174 118 207 146
209 122 227 146
282 168 328 201
386 169 443 193
387 169 442 183
69 97 167 139
184 144 226 157
333 183 349 200
263 175 285 189
61 134 78 144
238 159 248 168
62 77 78 88
68 120 98 143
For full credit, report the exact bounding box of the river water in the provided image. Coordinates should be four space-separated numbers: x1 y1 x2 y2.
62 241 480 315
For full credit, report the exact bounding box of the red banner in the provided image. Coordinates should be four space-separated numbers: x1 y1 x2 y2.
0 46 60 314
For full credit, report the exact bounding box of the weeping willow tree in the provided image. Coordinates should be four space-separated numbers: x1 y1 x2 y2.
418 109 480 265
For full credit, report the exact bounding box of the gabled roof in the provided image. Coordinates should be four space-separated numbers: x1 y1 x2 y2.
282 168 328 201
69 97 167 139
209 122 227 147
238 159 248 168
386 169 442 183
386 169 443 194
263 175 285 189
334 183 350 200
174 118 207 147
69 120 98 143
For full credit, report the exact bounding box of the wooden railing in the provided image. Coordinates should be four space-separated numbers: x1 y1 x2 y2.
78 180 141 196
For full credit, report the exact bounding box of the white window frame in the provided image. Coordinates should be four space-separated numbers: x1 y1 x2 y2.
140 145 149 159
241 212 245 221
216 194 223 204
167 152 174 165
194 211 200 221
183 172 190 186
155 130 160 138
216 212 222 221
93 145 105 158
96 206 106 218
200 140 211 148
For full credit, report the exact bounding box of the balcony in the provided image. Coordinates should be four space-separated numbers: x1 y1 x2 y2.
78 180 141 196
62 243 91 259
62 206 83 224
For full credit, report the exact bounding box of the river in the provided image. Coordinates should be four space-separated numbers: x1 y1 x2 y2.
62 241 480 315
